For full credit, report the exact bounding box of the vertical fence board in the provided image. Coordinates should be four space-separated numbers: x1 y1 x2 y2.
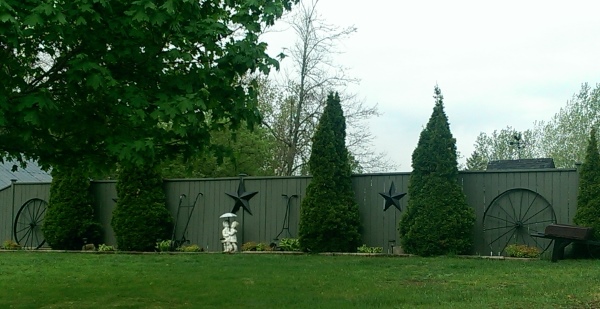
0 187 13 243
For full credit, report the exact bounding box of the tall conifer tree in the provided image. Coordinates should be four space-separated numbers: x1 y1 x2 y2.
42 167 102 250
112 163 173 251
399 86 475 256
298 92 361 252
573 127 600 240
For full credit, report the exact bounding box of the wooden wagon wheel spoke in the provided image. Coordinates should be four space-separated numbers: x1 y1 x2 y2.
484 225 517 232
16 228 32 245
522 205 552 225
499 229 518 253
519 194 539 224
488 226 517 246
32 203 46 223
15 223 31 234
491 200 517 224
505 194 519 223
483 188 556 256
522 219 556 227
529 233 545 249
483 214 516 226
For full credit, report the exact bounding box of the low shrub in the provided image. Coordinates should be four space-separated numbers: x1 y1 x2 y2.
505 244 540 258
2 240 21 250
278 238 301 251
256 242 272 251
177 244 203 252
357 244 383 253
155 240 175 252
98 244 115 252
242 242 272 251
241 241 257 251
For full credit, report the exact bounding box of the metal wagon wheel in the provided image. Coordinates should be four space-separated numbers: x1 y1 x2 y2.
483 188 556 256
13 198 48 249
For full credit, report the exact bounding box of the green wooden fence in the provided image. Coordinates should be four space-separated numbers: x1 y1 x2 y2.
0 169 579 254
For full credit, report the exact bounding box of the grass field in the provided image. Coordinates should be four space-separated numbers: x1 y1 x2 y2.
0 252 599 308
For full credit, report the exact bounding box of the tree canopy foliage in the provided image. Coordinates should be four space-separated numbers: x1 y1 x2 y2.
534 83 600 168
298 92 361 252
466 127 541 170
466 83 600 169
160 122 277 178
0 0 297 171
399 86 475 256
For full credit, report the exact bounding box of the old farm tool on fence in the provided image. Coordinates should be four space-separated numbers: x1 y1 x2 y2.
482 188 556 256
13 198 48 249
274 194 297 240
171 193 203 250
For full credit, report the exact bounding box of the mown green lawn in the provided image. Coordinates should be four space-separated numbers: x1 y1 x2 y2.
0 252 598 308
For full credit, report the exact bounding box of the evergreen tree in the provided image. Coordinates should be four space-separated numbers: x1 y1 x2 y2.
298 92 361 252
42 167 102 250
573 127 600 240
112 163 173 251
399 86 475 256
465 151 488 171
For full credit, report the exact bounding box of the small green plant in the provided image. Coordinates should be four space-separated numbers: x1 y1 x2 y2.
2 240 21 250
357 244 383 253
177 244 203 252
278 238 301 251
155 240 174 252
256 242 272 251
242 242 272 251
242 241 258 251
505 244 541 258
98 244 115 252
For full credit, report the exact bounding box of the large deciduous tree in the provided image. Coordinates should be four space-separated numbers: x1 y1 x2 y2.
573 127 600 240
0 0 297 171
262 0 394 175
534 83 600 168
466 83 600 170
465 127 541 170
298 92 361 252
160 122 277 178
399 86 475 256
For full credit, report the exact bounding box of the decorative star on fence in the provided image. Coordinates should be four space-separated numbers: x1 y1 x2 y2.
225 178 258 215
378 181 407 212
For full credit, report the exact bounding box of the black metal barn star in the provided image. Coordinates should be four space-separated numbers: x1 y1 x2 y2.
378 181 407 212
225 179 258 215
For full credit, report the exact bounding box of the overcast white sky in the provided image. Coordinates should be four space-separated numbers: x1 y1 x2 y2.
262 1 600 172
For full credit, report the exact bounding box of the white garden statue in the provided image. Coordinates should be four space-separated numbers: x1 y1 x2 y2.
222 220 231 252
228 221 239 252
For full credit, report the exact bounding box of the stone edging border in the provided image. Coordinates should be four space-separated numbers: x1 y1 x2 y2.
0 249 538 260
